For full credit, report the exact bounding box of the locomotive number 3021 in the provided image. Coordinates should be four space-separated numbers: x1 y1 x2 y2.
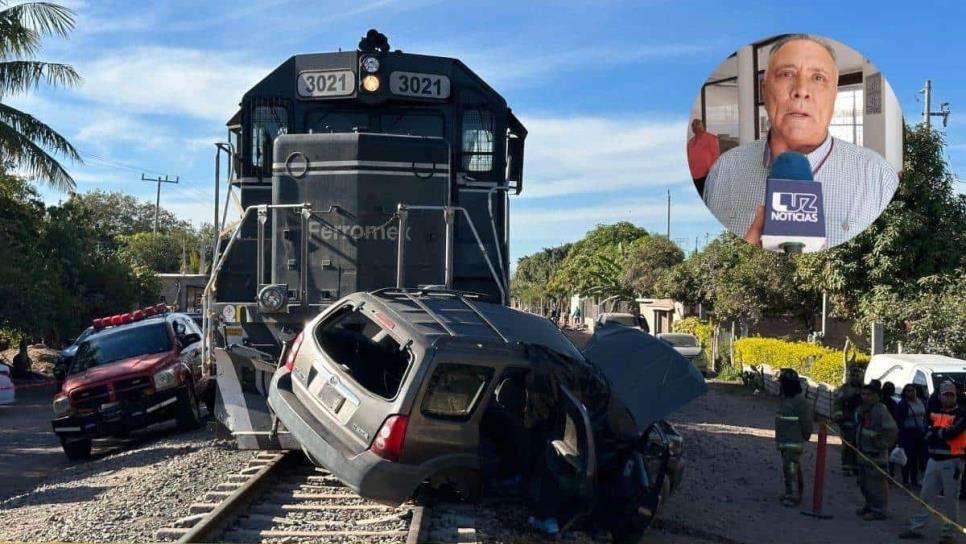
297 70 354 98
390 72 451 99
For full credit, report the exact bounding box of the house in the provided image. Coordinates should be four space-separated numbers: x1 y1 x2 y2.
158 273 208 312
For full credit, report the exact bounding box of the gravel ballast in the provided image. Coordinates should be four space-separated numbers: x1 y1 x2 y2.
0 421 253 543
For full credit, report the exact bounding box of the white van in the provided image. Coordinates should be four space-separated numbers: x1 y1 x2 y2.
864 353 966 399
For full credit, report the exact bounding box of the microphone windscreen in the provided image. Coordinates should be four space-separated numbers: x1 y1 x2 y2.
769 151 813 181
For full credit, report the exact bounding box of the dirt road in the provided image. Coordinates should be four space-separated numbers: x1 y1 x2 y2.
651 381 943 543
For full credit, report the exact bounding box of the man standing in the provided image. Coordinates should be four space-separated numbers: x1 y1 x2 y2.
686 119 720 198
900 380 966 542
855 381 898 521
832 365 864 475
775 368 813 506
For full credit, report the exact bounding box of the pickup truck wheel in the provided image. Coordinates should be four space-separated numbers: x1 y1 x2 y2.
60 437 92 460
176 386 202 431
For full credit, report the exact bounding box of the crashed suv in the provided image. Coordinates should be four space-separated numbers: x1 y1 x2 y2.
268 289 706 540
51 306 214 460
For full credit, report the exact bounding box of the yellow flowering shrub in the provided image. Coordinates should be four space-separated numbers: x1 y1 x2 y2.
734 337 869 385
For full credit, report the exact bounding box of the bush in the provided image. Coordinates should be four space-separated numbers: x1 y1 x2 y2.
734 337 869 385
0 328 22 352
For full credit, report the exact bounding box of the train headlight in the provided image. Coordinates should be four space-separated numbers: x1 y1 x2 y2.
361 56 380 73
361 75 380 92
257 284 289 313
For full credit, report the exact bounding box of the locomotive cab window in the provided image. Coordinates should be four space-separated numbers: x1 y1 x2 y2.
381 112 444 138
306 111 370 133
462 109 494 172
251 105 288 170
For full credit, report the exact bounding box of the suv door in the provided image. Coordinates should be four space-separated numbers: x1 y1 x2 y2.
548 385 597 533
173 316 203 385
404 358 496 497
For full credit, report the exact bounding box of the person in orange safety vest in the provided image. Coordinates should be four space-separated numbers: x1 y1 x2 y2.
900 380 966 543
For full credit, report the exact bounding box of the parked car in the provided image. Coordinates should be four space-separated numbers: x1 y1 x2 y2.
864 353 966 401
269 288 706 540
55 325 95 388
51 306 215 460
595 312 650 333
657 333 709 374
0 362 14 405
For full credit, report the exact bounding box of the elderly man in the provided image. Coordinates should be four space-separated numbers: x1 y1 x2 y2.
703 34 898 249
687 119 720 197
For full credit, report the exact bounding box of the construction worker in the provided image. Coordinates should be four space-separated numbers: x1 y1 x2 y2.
855 381 898 520
775 368 813 506
900 380 966 542
832 365 864 475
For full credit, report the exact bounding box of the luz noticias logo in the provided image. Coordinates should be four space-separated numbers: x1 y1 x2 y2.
771 192 819 222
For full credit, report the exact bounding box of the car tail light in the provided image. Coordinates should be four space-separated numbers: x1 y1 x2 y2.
284 332 304 371
370 414 408 462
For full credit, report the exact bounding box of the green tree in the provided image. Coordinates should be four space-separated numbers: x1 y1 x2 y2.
0 1 81 191
71 190 192 246
548 222 648 298
623 235 684 296
119 231 185 273
796 125 966 321
511 243 571 307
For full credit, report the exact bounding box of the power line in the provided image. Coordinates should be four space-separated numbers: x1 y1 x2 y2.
75 148 172 178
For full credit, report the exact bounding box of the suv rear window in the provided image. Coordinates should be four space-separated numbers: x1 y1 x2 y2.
421 363 494 421
314 306 411 399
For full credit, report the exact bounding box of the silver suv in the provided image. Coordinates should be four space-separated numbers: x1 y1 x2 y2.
269 288 705 538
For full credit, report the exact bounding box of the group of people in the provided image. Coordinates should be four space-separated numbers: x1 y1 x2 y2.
826 366 966 541
544 305 581 330
775 366 966 542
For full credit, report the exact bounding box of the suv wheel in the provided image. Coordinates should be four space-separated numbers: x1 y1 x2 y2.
61 437 92 460
176 386 201 431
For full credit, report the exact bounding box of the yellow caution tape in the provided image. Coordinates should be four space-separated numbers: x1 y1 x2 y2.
829 423 966 535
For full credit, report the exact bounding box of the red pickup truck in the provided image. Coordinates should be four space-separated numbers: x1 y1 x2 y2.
50 306 215 460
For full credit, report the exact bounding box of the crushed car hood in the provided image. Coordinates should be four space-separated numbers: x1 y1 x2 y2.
582 326 708 431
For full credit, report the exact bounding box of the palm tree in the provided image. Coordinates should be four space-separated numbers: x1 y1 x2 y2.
0 1 81 191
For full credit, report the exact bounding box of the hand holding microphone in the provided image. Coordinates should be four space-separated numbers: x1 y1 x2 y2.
759 151 827 254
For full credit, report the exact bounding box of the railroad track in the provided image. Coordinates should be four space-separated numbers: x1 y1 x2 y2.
157 451 428 543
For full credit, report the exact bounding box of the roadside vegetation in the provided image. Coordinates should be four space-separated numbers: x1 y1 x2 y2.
512 125 966 379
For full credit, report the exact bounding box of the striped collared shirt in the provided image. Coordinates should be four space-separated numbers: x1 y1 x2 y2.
703 134 899 248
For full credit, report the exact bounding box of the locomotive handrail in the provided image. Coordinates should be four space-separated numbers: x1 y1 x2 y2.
201 203 311 371
394 203 507 305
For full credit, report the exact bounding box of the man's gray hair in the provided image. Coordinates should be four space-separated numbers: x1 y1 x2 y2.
767 33 837 67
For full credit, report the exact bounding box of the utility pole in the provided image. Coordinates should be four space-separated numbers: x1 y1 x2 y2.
920 80 951 129
140 174 180 234
666 189 671 238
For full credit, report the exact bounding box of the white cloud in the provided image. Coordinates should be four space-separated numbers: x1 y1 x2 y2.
521 115 691 198
424 41 711 90
74 47 269 122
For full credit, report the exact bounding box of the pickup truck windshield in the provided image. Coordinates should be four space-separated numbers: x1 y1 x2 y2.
71 323 172 375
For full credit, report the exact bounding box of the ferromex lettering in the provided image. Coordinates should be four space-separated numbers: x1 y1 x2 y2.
308 222 413 241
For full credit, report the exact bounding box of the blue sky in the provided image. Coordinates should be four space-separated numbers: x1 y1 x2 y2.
11 0 966 264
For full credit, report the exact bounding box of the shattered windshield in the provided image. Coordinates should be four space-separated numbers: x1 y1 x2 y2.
71 322 172 375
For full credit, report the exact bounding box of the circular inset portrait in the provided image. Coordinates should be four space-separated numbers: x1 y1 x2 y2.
687 33 902 253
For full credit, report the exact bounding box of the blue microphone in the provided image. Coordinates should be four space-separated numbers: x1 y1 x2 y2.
760 151 826 253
